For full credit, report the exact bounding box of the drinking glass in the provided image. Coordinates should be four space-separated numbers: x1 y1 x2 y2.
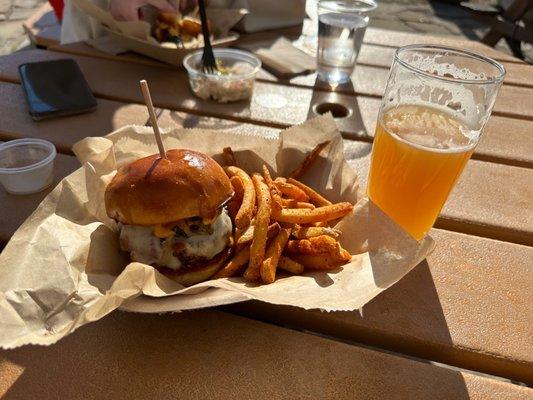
368 45 505 240
317 0 377 84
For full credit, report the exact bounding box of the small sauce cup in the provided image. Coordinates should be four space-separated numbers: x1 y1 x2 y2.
0 139 57 195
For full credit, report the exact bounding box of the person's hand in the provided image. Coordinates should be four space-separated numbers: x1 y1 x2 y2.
109 0 177 21
179 0 198 11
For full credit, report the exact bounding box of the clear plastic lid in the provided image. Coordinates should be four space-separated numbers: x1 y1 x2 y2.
0 138 56 174
183 49 262 80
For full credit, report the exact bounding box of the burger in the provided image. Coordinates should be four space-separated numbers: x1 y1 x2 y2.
105 149 234 286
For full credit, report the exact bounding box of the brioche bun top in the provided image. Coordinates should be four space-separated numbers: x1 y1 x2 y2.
105 149 232 225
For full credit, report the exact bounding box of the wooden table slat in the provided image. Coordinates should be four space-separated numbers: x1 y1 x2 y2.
0 81 280 155
1 311 531 399
2 50 533 169
346 141 533 246
0 143 80 244
363 27 525 64
0 49 376 138
49 41 533 90
0 82 150 154
355 45 533 89
227 228 533 385
281 64 533 121
1 151 532 386
49 41 171 69
1 84 531 244
44 43 533 122
195 24 524 64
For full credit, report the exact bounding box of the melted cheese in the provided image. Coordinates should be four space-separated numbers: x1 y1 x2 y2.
119 209 232 270
180 210 231 259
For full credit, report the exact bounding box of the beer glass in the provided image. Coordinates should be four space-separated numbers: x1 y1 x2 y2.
368 45 505 240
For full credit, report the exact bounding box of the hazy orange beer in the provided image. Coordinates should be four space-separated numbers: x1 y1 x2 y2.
368 46 505 240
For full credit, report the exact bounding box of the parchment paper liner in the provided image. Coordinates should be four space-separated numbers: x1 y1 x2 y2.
0 115 434 348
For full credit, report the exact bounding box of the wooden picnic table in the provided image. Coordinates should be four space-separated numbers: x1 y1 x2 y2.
1 16 532 400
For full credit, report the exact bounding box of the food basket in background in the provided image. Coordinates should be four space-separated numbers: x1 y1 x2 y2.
72 0 246 66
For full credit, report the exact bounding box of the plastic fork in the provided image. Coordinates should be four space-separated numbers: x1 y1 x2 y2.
198 0 217 74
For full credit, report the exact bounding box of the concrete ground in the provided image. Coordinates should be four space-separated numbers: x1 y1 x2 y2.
0 0 46 55
370 0 532 62
0 0 531 61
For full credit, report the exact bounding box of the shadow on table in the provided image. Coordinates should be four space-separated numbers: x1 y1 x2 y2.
163 109 245 130
152 95 252 131
0 87 146 155
427 0 485 40
306 77 369 141
1 293 470 400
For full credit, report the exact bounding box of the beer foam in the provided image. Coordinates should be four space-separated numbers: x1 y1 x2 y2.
393 77 484 130
382 105 478 152
388 52 497 130
407 53 488 81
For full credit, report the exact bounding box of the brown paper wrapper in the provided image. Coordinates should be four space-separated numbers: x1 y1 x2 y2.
72 0 246 65
0 115 434 348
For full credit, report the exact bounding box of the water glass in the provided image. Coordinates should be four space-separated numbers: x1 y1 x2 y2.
317 0 377 84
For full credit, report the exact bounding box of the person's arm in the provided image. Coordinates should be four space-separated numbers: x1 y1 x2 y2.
109 0 177 21
109 0 200 21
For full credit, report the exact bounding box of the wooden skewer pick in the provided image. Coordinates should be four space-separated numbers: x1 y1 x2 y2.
140 80 167 159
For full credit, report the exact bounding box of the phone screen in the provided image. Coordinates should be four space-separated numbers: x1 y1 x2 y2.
19 59 97 121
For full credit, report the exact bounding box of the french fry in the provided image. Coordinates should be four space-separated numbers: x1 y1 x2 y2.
289 140 331 179
265 174 285 216
244 175 272 281
237 222 281 247
280 198 315 209
278 256 304 275
227 176 244 222
222 147 237 166
290 250 351 271
179 17 204 36
298 202 315 209
213 246 251 278
273 181 309 202
225 166 256 229
272 202 353 224
263 165 286 212
313 221 329 227
230 176 244 197
292 225 341 240
287 178 332 207
270 193 284 215
260 228 291 284
262 164 274 188
286 235 340 255
286 236 335 254
213 146 355 284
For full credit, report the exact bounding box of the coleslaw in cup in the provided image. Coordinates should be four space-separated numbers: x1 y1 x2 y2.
183 49 261 103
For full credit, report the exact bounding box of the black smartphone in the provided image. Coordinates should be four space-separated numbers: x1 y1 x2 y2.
19 59 97 121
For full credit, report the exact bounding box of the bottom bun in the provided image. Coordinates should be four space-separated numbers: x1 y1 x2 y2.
158 246 232 287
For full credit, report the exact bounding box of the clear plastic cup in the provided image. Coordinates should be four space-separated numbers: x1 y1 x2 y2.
317 0 377 85
0 138 57 195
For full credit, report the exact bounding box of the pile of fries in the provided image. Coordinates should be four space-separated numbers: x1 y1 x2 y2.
214 142 354 284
